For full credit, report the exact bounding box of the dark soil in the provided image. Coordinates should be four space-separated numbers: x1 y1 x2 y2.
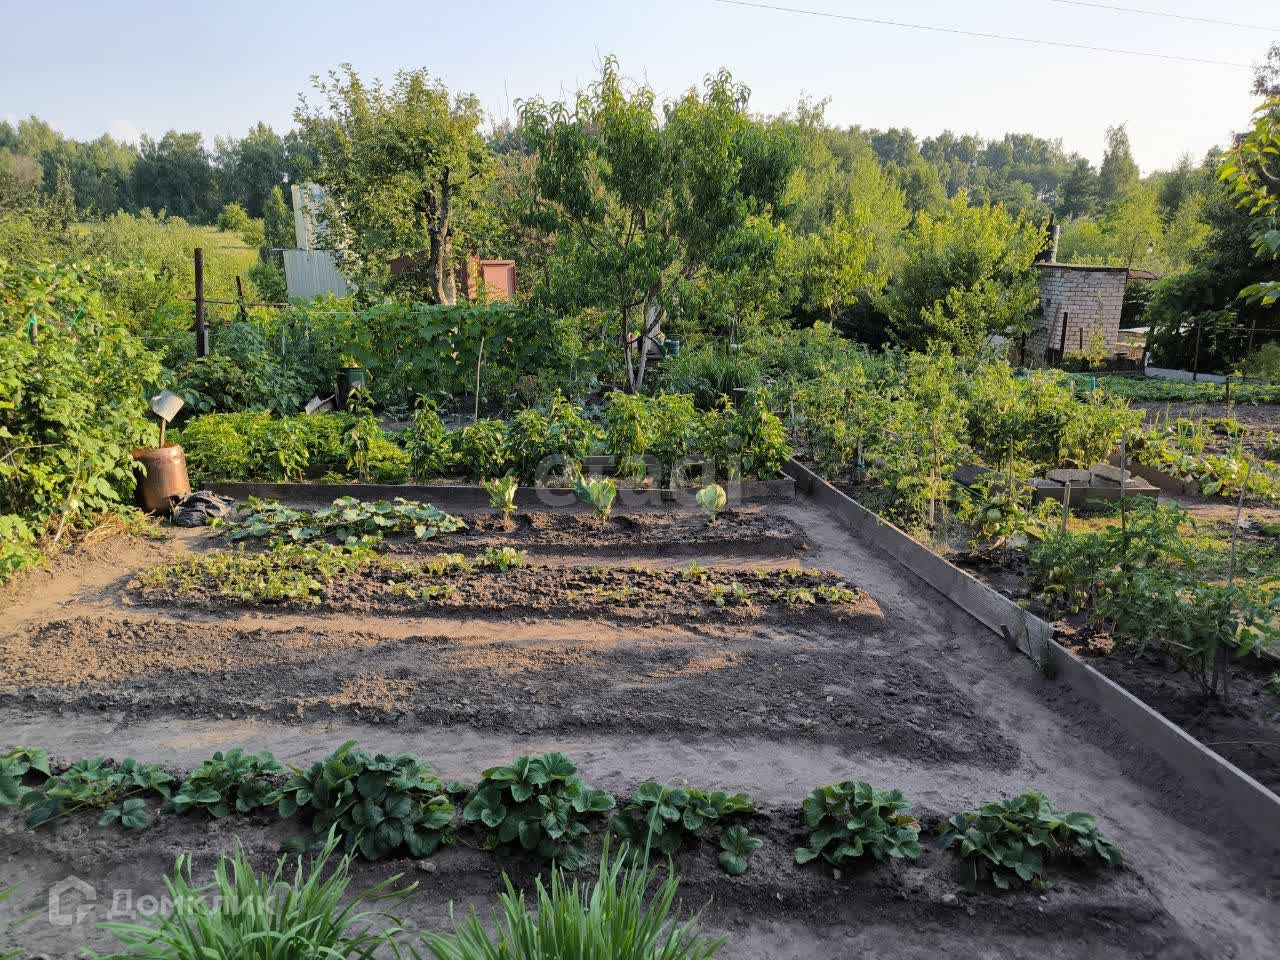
1060 632 1280 794
0 802 1200 960
0 613 1015 767
130 560 879 626
427 507 810 558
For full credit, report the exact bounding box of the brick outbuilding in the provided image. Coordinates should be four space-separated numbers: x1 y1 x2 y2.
1029 262 1130 364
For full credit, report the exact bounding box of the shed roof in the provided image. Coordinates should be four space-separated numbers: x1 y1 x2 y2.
1034 262 1159 281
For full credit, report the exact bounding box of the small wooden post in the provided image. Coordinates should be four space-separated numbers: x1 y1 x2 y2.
235 275 248 323
194 248 208 357
1191 318 1202 382
1061 480 1072 532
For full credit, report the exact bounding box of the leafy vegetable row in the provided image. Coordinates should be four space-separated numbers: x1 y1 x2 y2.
1 744 1121 890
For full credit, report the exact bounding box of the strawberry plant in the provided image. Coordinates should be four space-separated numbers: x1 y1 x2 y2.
610 782 757 873
484 476 519 528
277 740 458 861
463 753 615 869
695 484 727 524
168 749 282 818
719 826 764 876
0 747 50 806
22 758 174 830
940 791 1121 890
574 476 617 526
794 781 922 867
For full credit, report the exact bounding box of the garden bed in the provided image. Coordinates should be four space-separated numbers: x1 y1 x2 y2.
207 477 796 508
0 496 1276 958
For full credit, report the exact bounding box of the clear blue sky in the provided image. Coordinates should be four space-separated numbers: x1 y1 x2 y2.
2 0 1275 170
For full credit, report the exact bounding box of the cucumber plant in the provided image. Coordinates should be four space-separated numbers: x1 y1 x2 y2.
940 791 1121 890
277 741 458 861
22 758 174 830
463 753 615 869
794 781 922 867
168 749 282 819
610 782 759 874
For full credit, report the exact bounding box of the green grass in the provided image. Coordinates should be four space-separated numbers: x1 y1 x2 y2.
422 840 724 960
98 834 412 960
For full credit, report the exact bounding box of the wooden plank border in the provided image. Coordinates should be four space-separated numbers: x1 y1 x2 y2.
784 458 1280 848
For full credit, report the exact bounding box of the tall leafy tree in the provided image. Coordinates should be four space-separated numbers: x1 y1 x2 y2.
886 192 1045 353
1098 124 1140 205
213 122 287 218
1058 158 1099 219
518 58 797 390
129 131 216 222
295 64 490 304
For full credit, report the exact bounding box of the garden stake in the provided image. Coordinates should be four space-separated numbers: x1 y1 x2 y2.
1060 480 1071 532
1221 458 1253 704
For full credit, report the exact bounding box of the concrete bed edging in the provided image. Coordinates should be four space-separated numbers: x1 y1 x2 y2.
207 477 794 510
783 458 1280 848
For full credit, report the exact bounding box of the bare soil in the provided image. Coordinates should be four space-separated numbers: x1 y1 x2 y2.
1058 629 1280 795
0 499 1276 958
436 508 811 558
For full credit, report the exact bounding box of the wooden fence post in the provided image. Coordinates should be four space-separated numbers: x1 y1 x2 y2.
194 248 209 357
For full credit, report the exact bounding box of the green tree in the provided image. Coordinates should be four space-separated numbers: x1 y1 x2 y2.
295 64 491 304
213 122 287 218
1219 98 1280 308
130 131 217 222
1058 158 1099 219
1098 125 1139 205
886 192 1045 353
518 58 797 390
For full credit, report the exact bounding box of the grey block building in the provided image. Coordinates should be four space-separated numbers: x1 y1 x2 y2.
1028 262 1130 364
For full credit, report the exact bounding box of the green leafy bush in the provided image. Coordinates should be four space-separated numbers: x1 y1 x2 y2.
604 393 652 481
463 753 615 869
22 758 173 830
732 390 790 479
0 515 42 585
168 749 282 818
457 419 511 481
421 840 725 960
98 833 413 960
940 792 1121 890
610 782 757 873
794 781 922 867
0 260 162 526
405 396 455 481
173 323 306 416
277 740 458 861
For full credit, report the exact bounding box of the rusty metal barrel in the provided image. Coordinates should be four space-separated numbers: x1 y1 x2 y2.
132 444 191 514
